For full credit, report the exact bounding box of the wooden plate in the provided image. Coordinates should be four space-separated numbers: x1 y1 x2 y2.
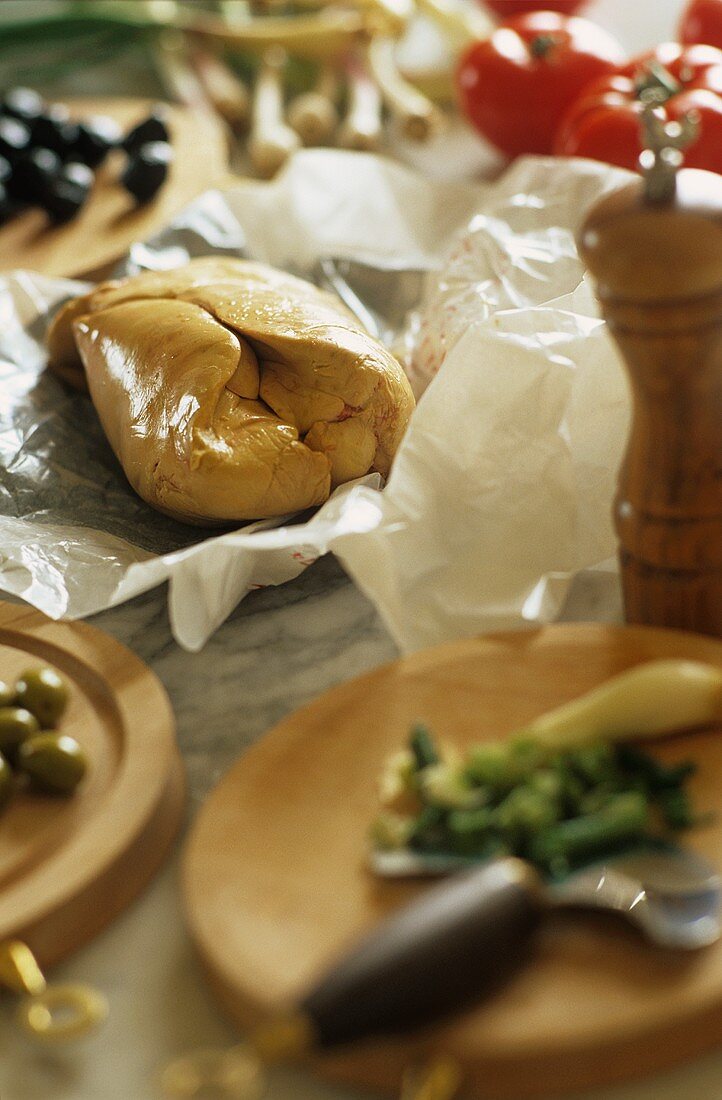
0 97 230 279
0 600 184 967
184 624 722 1098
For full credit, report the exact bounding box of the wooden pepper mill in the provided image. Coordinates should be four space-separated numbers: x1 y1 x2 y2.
579 104 722 636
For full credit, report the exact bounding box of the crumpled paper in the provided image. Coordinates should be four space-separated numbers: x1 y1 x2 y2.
0 150 632 652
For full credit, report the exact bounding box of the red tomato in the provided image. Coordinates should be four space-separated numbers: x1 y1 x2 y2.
457 13 625 158
679 0 722 49
483 1 586 16
554 43 722 174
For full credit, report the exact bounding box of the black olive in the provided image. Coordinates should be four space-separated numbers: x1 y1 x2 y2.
73 115 122 168
0 117 31 163
57 122 82 157
41 162 92 223
32 105 80 157
62 161 94 190
43 176 90 224
8 147 61 204
122 107 170 153
32 102 69 132
1 87 44 126
120 140 173 204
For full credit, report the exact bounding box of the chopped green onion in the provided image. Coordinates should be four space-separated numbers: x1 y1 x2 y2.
656 787 695 830
373 722 706 877
409 723 440 771
529 792 650 874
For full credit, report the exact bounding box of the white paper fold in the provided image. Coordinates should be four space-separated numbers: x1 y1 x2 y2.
338 283 630 652
0 150 632 651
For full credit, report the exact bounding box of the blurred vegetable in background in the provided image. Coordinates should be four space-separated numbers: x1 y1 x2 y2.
0 0 490 180
482 0 587 17
554 43 722 174
456 12 625 158
679 0 722 49
4 0 721 182
372 723 701 879
0 4 158 87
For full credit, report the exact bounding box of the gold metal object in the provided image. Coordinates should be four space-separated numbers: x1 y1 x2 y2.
160 1043 265 1099
160 1015 463 1100
402 1056 464 1100
160 1011 314 1097
161 1002 465 1100
17 983 109 1042
0 940 46 996
248 1010 316 1062
0 940 108 1043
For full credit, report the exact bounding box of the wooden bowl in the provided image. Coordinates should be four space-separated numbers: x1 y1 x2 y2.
0 601 184 967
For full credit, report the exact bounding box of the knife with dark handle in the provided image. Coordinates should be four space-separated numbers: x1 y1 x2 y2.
160 847 720 1100
300 858 543 1048
248 845 719 1066
164 833 720 1100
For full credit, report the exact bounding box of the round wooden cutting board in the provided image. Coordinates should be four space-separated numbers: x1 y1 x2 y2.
184 623 722 1098
0 601 184 968
0 97 230 279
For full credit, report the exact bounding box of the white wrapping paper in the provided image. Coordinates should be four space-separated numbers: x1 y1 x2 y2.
0 150 632 651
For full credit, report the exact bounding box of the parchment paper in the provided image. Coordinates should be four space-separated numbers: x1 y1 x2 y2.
0 150 632 651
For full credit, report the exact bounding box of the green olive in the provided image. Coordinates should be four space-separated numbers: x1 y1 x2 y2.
14 667 69 728
0 707 40 758
0 681 14 708
0 752 13 811
18 733 87 796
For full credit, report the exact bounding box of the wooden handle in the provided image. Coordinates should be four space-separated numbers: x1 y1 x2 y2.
300 858 543 1048
579 169 722 636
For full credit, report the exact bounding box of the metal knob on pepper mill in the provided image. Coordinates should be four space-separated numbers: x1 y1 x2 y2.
578 104 722 636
